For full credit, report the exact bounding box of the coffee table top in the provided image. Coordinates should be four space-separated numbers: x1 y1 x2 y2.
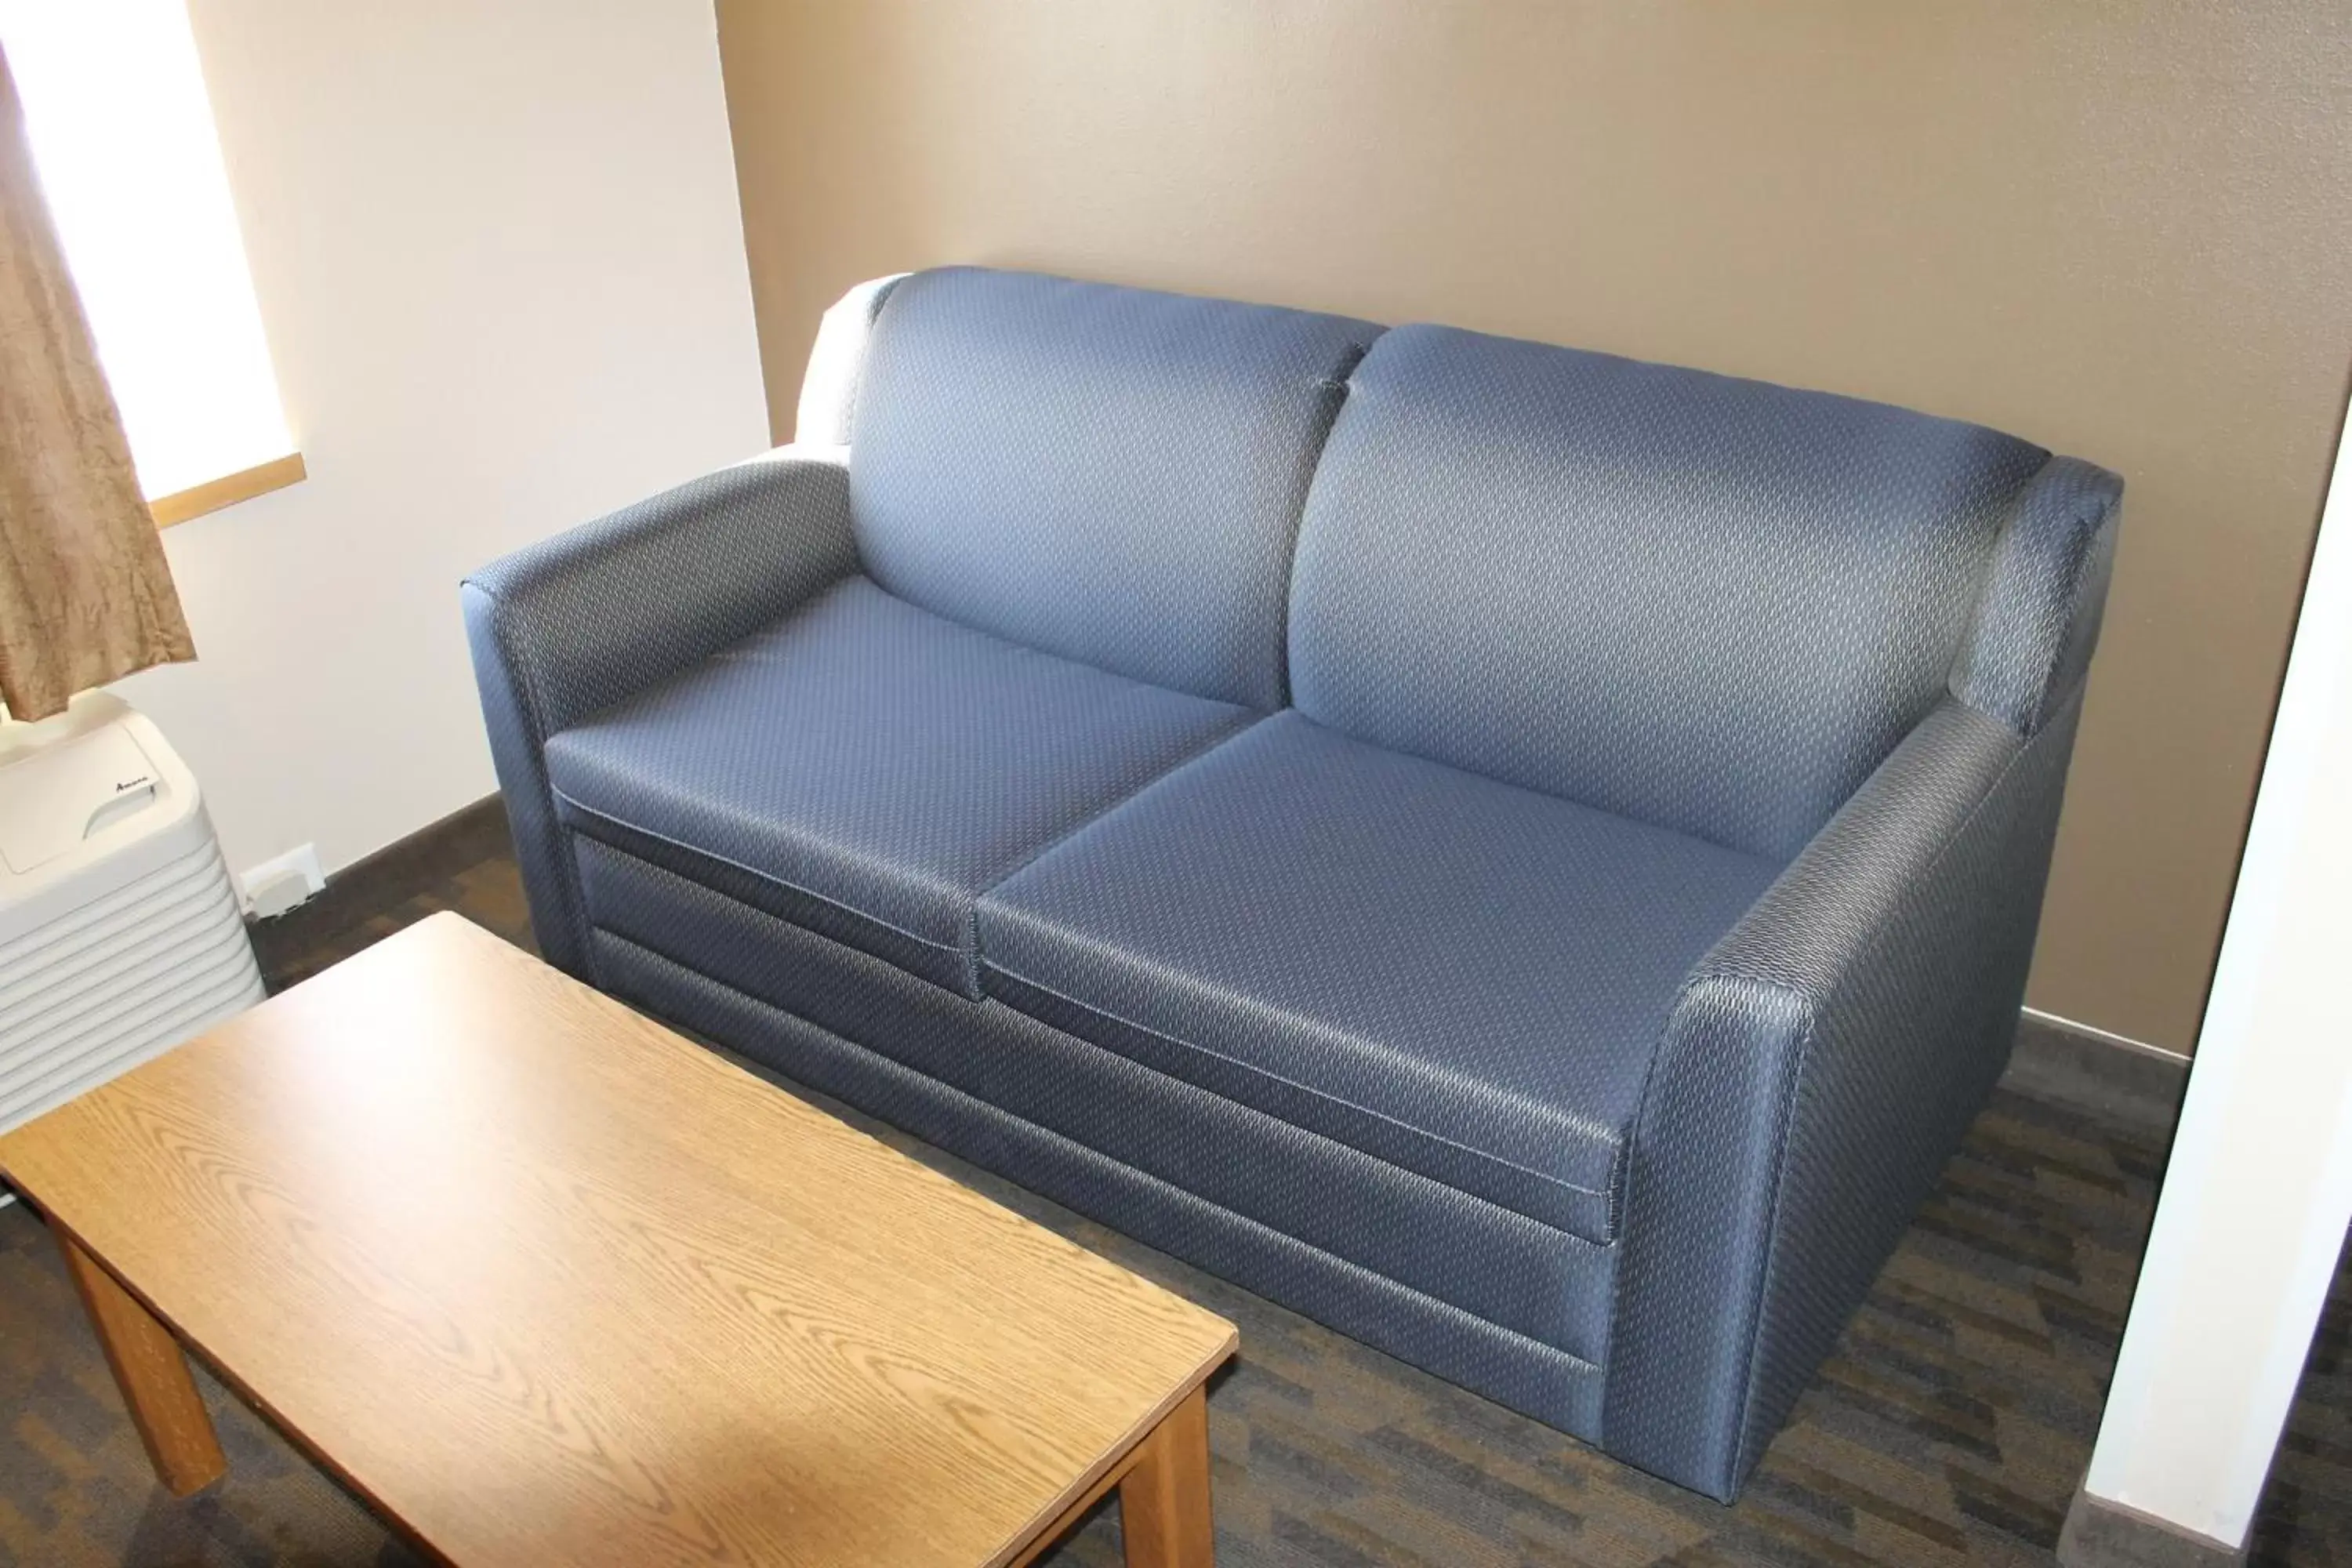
0 913 1236 1566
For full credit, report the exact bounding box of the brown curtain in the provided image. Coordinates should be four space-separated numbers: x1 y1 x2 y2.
0 42 194 723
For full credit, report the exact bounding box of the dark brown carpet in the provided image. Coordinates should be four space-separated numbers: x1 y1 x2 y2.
3 804 2345 1566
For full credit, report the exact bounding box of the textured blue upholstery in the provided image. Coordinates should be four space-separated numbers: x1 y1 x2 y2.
543 575 1253 995
977 711 1780 1243
574 837 1616 1362
463 451 862 977
793 274 906 448
1953 456 2125 735
1606 695 2078 1498
464 264 2124 1505
851 267 1380 709
596 932 1609 1438
1290 325 2050 858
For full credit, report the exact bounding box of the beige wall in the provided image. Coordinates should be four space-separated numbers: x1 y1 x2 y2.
118 1 768 883
715 0 2352 1053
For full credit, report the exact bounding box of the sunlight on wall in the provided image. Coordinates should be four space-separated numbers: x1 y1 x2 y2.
0 0 293 499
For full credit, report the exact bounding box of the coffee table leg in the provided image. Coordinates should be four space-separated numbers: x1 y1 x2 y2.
57 1234 227 1496
1120 1385 1214 1566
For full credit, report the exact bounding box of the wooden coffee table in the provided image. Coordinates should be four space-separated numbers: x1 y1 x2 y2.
0 913 1236 1566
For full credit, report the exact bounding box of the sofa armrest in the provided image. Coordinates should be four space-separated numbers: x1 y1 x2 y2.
1953 454 2124 737
1603 693 2083 1499
461 450 858 975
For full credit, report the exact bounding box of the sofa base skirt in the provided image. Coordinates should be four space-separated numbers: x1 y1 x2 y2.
589 928 1607 1442
572 835 1615 1354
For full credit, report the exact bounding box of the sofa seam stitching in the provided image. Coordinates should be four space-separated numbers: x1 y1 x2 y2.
965 711 1271 982
587 884 1612 1262
979 959 1621 1214
553 788 967 964
594 924 1611 1375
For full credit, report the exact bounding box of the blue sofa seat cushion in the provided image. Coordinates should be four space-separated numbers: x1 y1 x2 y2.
975 711 1783 1243
543 575 1256 996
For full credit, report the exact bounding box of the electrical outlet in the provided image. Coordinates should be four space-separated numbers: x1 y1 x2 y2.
238 843 325 920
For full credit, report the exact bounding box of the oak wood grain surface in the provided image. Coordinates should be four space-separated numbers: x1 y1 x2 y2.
0 912 1237 1566
1109 1385 1214 1568
56 1231 230 1497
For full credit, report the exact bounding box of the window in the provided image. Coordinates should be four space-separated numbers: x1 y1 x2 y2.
0 0 299 525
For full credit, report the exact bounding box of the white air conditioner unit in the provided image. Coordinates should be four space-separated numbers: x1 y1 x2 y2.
0 691 264 1138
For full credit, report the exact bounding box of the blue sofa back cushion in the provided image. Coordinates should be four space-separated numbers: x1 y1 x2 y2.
1289 324 2051 858
848 267 1381 711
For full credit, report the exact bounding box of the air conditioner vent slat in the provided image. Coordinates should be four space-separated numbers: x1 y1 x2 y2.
0 695 266 1138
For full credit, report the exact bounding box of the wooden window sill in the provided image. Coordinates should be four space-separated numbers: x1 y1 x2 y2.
149 452 306 528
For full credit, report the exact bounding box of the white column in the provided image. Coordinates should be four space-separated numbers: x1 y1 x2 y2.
2074 394 2352 1549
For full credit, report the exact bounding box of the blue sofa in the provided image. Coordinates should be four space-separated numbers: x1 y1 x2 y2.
463 267 2121 1501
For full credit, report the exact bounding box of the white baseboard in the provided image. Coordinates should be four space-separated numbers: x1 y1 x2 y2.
2023 1005 2193 1066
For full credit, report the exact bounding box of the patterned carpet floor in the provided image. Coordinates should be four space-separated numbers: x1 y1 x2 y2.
2 825 2345 1566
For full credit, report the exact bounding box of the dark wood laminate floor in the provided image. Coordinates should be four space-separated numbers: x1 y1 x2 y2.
3 806 2346 1566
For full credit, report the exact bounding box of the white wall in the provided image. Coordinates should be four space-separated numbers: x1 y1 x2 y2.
2073 387 2352 1548
112 0 770 881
